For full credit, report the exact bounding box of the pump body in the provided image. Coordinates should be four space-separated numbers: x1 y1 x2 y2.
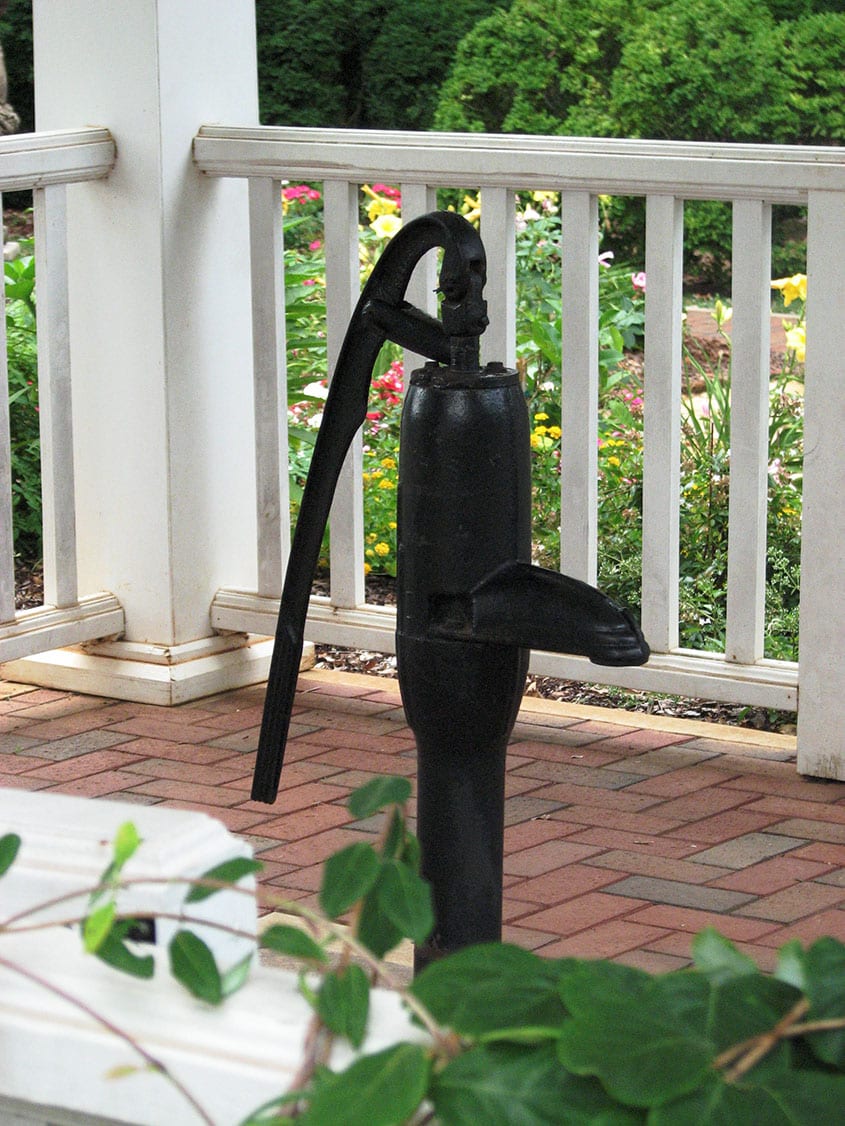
252 212 649 970
397 361 531 961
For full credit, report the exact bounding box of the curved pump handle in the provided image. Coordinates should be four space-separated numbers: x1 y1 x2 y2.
252 212 488 802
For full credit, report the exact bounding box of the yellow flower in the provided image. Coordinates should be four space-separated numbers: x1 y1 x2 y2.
534 425 548 437
378 477 395 490
548 425 562 440
366 196 399 222
374 542 390 557
460 193 481 225
364 562 372 574
534 412 549 422
785 323 806 363
771 274 807 307
370 213 402 239
712 299 732 328
388 521 397 530
366 532 377 543
380 457 397 470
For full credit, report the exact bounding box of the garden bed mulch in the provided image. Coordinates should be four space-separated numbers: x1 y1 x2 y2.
313 575 797 737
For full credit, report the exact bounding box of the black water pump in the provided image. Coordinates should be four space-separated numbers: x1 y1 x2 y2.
251 211 648 969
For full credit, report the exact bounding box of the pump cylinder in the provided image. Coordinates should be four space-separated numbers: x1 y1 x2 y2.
396 361 531 966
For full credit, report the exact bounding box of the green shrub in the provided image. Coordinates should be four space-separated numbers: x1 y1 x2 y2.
433 0 842 285
6 782 845 1125
5 249 40 563
257 0 499 130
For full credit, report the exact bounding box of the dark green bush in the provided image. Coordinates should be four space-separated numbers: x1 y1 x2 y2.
257 0 498 130
434 0 842 284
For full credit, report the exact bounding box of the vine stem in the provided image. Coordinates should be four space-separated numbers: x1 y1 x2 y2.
0 953 215 1125
0 873 256 928
715 998 811 1083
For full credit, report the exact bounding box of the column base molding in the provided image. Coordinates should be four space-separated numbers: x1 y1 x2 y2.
1 635 315 705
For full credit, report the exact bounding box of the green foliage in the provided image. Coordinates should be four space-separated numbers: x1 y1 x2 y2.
4 784 845 1124
6 248 41 563
433 0 643 136
256 0 498 130
0 0 34 133
433 0 842 283
0 832 21 876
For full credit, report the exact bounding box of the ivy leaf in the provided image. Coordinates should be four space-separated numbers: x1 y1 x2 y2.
412 944 568 1037
300 1043 429 1126
356 872 405 959
83 901 116 953
316 965 370 1048
169 930 223 1005
774 939 806 991
319 843 381 919
432 1042 640 1126
95 922 154 979
374 859 433 944
260 923 328 964
692 928 757 984
709 973 804 1062
347 776 411 820
556 972 715 1107
184 856 263 903
0 833 21 877
222 952 253 998
799 936 845 1068
654 1070 845 1126
557 959 653 1015
113 821 142 867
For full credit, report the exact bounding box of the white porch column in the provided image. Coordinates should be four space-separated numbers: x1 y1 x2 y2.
8 1 266 703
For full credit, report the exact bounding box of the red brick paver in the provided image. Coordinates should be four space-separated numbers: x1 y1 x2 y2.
3 669 845 969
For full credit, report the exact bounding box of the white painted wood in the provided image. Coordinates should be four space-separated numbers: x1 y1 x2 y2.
0 127 114 191
324 179 365 609
214 589 798 713
641 195 684 652
725 200 772 664
797 190 845 779
249 177 289 597
560 191 598 583
399 181 437 375
194 126 845 204
26 0 264 701
0 793 418 1126
0 789 256 971
0 928 419 1126
0 592 123 663
33 184 77 609
0 189 14 623
1 635 273 706
480 187 516 369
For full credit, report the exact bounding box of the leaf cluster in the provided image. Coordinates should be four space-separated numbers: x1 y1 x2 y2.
4 776 845 1125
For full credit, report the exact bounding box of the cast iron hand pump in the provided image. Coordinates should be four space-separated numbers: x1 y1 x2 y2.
252 211 648 968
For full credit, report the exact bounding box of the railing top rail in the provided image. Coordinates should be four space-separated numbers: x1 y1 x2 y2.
0 127 115 193
194 125 845 204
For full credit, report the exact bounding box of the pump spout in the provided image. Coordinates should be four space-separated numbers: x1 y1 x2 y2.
427 560 649 666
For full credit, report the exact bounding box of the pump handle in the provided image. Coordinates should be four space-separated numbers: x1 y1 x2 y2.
252 212 488 802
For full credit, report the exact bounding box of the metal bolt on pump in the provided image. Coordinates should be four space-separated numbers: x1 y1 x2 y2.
251 212 649 971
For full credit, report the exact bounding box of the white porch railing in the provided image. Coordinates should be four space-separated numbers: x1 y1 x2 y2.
195 126 845 779
0 127 124 662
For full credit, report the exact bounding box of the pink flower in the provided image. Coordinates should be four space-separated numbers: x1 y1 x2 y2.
309 240 322 251
372 183 402 202
631 271 647 291
598 251 615 268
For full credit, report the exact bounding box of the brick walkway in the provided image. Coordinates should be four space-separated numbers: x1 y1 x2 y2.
3 669 845 973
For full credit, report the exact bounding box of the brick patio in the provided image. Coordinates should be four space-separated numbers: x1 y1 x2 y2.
3 668 845 974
